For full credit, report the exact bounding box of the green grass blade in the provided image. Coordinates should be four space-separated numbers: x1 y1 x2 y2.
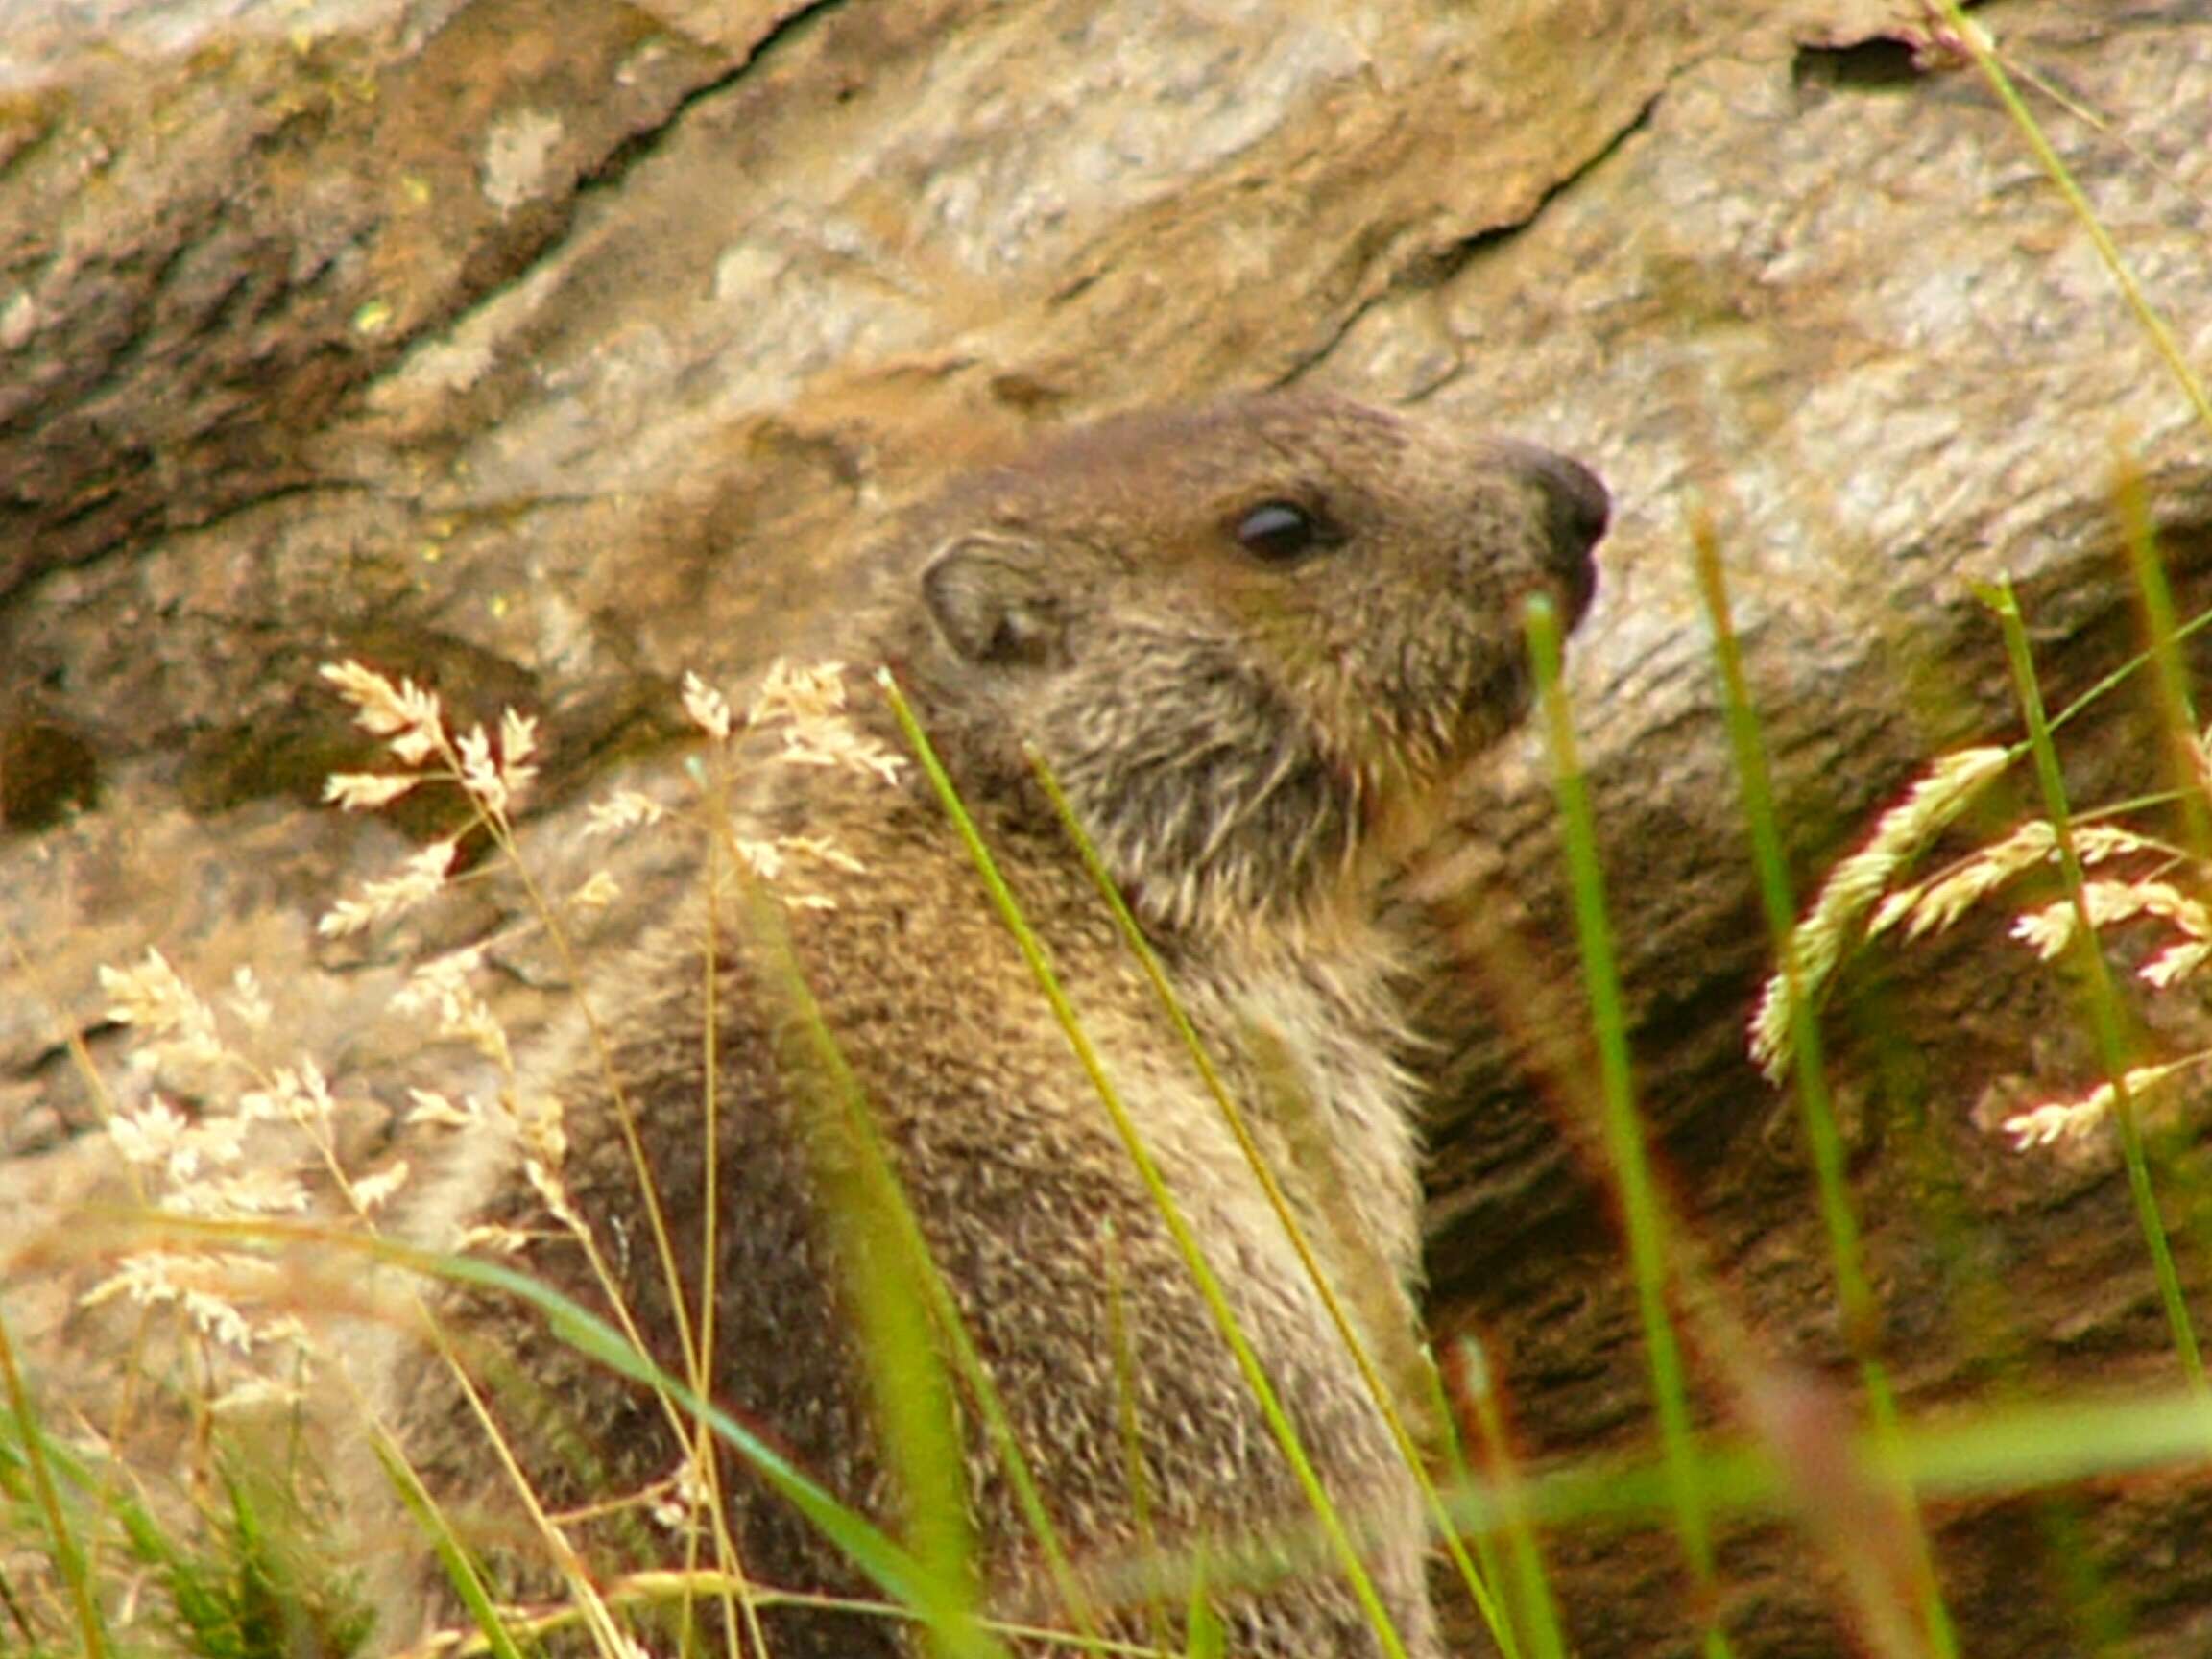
731 876 985 1658
1019 741 1520 1656
1183 1561 1224 1659
1691 516 1958 1659
1517 1385 2212 1527
706 816 1100 1654
1989 579 2206 1394
374 1432 529 1659
2047 603 2212 740
417 1248 935 1620
0 1300 106 1659
1436 1336 1557 1659
877 667 1414 1659
2111 457 2212 857
1103 1223 1173 1654
1523 594 1733 1659
1930 1 2212 440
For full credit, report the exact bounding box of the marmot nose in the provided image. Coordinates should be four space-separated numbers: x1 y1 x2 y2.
1531 451 1610 555
1497 442 1608 624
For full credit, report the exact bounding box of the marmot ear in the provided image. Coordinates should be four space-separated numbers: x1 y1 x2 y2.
920 534 1066 667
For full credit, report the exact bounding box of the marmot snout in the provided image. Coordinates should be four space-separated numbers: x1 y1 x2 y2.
358 390 1606 1659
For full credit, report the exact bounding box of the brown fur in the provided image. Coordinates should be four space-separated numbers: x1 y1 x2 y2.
356 391 1605 1656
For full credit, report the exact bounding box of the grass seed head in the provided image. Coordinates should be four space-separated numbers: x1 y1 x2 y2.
1750 745 2011 1081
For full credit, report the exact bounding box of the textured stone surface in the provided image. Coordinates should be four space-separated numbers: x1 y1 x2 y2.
5 1 2212 1653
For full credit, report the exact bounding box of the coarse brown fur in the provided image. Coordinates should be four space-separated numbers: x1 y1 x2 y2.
352 390 1606 1657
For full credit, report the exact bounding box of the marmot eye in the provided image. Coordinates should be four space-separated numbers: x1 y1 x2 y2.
1233 499 1339 565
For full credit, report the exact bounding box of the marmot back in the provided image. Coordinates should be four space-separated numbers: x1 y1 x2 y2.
357 390 1607 1658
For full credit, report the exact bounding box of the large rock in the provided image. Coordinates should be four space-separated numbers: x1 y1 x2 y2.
5 0 2211 1653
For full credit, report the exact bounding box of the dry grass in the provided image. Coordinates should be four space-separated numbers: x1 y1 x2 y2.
1753 717 2212 1150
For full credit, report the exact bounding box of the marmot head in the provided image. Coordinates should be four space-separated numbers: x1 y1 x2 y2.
888 390 1607 936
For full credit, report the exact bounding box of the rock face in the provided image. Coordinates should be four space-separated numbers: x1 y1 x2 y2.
5 2 2211 1654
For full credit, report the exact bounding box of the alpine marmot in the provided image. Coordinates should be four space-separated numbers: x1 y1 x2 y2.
358 389 1607 1658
